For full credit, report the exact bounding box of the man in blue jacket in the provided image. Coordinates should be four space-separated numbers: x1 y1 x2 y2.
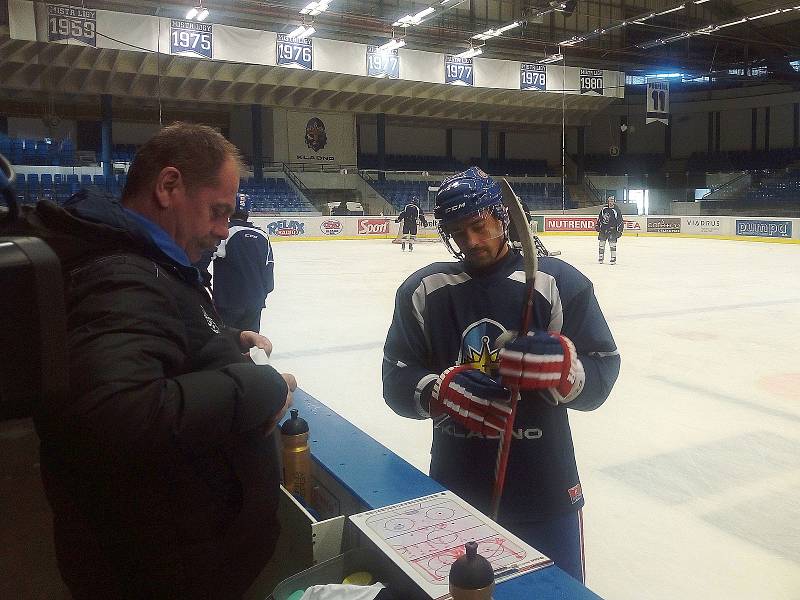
209 193 275 335
32 123 294 599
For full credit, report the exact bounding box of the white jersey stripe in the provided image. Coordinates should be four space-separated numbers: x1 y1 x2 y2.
508 270 564 332
411 271 472 330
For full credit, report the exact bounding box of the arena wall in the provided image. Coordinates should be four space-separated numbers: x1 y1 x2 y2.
252 214 800 243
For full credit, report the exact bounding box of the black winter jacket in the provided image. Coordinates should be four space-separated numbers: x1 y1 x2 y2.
33 191 288 599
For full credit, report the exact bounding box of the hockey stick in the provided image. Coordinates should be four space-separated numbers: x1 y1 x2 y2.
490 179 538 520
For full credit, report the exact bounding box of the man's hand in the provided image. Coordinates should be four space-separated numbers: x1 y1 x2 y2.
498 331 585 405
261 373 297 436
430 366 512 436
240 331 272 356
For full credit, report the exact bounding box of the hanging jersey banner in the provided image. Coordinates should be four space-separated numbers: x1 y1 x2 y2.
520 63 547 91
367 46 400 79
42 4 96 46
646 81 670 124
277 34 313 70
445 55 474 86
170 19 213 59
579 68 603 95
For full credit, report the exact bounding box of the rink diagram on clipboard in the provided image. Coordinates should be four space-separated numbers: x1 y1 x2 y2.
350 491 551 597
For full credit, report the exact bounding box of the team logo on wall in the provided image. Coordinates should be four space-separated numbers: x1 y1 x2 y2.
320 219 343 236
46 4 97 46
579 68 604 95
305 118 328 152
266 219 305 236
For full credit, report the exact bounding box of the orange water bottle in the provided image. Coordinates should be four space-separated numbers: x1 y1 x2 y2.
280 409 311 503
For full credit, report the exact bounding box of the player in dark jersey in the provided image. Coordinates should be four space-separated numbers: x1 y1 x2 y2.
395 196 429 252
595 195 624 264
382 167 620 582
209 194 275 333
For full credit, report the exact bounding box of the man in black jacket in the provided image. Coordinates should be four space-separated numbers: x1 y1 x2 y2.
33 123 295 599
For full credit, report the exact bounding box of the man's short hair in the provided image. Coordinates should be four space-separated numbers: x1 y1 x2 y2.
122 122 243 201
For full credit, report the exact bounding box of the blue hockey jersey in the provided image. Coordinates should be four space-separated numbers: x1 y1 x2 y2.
382 249 620 522
395 203 428 228
211 219 274 310
596 205 624 235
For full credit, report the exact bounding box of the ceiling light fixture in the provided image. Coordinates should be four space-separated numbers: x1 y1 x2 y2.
455 46 483 59
538 52 564 64
656 5 685 17
301 1 331 16
747 9 780 20
393 6 436 27
378 38 406 51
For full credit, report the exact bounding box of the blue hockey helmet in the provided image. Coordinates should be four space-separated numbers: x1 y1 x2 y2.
434 167 509 258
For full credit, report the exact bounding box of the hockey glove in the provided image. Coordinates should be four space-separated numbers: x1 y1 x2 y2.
498 331 585 405
430 366 512 436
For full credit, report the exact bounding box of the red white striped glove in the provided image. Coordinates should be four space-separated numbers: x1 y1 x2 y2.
498 331 585 405
430 366 512 436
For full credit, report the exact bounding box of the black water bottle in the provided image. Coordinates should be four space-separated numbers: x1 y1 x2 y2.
449 541 495 600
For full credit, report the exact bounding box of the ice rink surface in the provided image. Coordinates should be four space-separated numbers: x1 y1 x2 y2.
261 235 800 600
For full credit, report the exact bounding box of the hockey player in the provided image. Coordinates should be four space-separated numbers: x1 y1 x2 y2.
595 195 624 264
382 167 620 583
210 193 275 333
394 196 429 251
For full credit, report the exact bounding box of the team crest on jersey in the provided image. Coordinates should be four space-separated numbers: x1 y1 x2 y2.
457 318 506 377
568 483 583 503
201 306 220 334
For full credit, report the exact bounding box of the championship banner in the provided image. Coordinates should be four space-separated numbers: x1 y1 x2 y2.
39 3 97 47
445 55 474 86
170 19 212 59
285 111 356 164
366 46 400 79
277 34 313 70
579 68 603 95
646 81 670 125
520 63 547 91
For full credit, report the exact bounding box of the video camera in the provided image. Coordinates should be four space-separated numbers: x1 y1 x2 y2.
0 154 68 420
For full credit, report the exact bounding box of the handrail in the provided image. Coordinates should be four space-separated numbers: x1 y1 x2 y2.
583 175 603 204
281 163 311 196
701 171 749 200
